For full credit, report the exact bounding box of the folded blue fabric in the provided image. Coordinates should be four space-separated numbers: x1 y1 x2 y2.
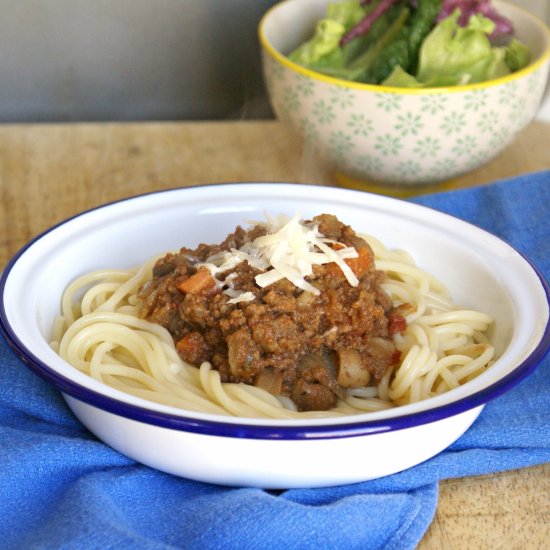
1 171 549 550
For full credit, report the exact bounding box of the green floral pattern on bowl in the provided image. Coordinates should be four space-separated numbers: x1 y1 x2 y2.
263 51 550 186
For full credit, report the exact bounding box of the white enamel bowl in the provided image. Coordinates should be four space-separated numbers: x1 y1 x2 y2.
259 0 550 190
1 183 549 488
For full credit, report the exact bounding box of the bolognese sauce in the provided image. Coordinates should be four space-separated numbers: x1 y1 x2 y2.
137 214 406 411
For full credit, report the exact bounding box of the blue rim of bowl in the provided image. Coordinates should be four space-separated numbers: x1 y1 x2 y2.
1 183 550 441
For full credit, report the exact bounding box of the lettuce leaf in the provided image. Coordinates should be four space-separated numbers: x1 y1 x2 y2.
505 38 531 72
416 11 508 84
382 9 530 87
288 1 365 65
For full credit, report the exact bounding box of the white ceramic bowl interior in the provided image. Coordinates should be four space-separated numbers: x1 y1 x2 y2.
1 183 549 488
259 0 550 187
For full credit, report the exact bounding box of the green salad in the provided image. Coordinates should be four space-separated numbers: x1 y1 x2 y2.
288 0 530 87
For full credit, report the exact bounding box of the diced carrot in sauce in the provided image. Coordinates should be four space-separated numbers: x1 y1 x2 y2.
327 245 373 278
177 267 216 295
345 246 373 277
176 331 209 364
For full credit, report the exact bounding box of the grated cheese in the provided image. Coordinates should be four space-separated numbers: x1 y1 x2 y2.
198 213 359 303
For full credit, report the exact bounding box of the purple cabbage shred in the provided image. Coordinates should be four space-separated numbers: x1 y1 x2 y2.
438 0 514 38
341 0 398 45
340 0 514 47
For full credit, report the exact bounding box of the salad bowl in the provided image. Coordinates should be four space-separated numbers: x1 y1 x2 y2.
259 0 550 191
1 183 549 488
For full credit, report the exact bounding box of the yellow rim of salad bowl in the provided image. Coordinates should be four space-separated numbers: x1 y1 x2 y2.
258 0 550 95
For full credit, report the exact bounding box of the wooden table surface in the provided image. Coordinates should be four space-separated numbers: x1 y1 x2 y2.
1 119 549 548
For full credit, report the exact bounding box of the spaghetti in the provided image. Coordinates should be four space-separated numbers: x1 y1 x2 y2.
51 220 495 419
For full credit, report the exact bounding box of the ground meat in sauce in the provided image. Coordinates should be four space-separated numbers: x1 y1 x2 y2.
137 214 406 412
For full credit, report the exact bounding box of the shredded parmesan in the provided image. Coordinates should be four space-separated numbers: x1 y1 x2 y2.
198 213 359 303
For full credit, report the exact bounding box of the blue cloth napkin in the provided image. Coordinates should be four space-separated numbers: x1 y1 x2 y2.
1 171 549 550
